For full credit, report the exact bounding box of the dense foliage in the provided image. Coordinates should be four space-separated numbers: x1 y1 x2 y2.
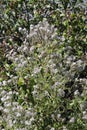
0 0 87 130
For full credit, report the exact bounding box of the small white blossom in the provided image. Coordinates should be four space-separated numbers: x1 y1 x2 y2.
8 119 13 127
57 88 65 97
63 126 67 130
0 106 3 111
22 61 28 66
4 102 11 107
16 112 21 117
25 120 30 125
57 114 61 120
69 117 75 123
50 127 55 130
32 90 38 97
2 80 7 86
18 27 22 32
23 46 28 52
74 90 80 96
3 108 9 113
82 114 87 120
30 46 35 52
33 67 41 74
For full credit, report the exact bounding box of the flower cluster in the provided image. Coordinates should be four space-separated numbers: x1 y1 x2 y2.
0 11 87 130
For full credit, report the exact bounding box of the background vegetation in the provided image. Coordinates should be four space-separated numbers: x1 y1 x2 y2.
0 0 87 129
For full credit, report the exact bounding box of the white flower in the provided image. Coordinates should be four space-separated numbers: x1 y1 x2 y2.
57 114 61 120
50 127 55 130
12 107 16 111
44 91 50 97
51 82 60 89
30 117 34 122
26 111 33 117
82 114 87 120
51 32 57 39
6 95 11 100
25 120 30 125
18 27 22 32
9 38 13 42
80 101 87 110
8 91 13 95
54 82 60 86
22 61 28 66
2 80 7 86
7 79 12 84
17 63 23 68
23 46 28 52
8 119 13 127
29 32 37 38
17 47 22 52
57 88 65 97
80 103 85 110
0 106 3 111
30 24 34 30
33 85 38 90
77 59 83 65
50 63 56 68
16 105 23 110
74 90 80 96
70 62 77 70
83 111 87 115
1 90 7 96
32 90 38 97
1 97 6 102
13 120 16 124
69 117 75 123
12 102 18 106
4 102 11 107
3 108 9 113
14 58 19 63
52 68 58 74
16 112 21 117
33 67 41 74
30 46 35 52
63 126 67 130
61 36 65 41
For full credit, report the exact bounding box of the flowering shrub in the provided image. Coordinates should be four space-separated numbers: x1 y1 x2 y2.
0 0 87 130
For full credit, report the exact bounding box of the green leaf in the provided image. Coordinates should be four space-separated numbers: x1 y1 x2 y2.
18 77 25 86
61 0 69 10
4 63 10 71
